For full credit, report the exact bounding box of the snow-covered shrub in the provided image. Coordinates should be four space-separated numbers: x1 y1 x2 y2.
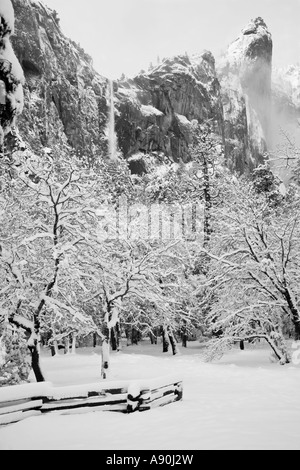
0 325 31 386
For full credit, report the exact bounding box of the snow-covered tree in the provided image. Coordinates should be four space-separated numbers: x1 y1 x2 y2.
188 122 223 246
199 175 300 364
78 223 191 377
0 149 101 381
251 162 284 207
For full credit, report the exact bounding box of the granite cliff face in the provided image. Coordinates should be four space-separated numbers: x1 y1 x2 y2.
0 0 24 151
10 0 109 159
272 66 300 148
3 0 300 176
217 17 272 173
114 52 224 164
114 17 274 173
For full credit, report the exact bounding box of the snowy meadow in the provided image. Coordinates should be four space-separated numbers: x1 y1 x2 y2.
1 340 300 450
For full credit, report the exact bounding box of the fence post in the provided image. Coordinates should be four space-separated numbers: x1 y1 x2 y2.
174 382 183 401
126 382 141 413
138 388 152 412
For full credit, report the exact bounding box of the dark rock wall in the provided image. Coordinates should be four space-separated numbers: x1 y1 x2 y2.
8 1 299 176
115 52 224 163
0 0 24 150
218 17 273 173
11 0 109 158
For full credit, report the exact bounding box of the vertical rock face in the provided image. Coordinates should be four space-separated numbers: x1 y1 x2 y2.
272 66 300 148
0 0 24 150
115 52 224 163
217 17 272 173
275 66 300 109
8 1 295 177
114 17 274 172
270 66 300 183
10 0 109 158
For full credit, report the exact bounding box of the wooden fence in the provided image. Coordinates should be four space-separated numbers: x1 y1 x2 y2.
0 375 183 426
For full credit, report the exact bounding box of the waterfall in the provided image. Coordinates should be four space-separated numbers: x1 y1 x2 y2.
108 79 117 160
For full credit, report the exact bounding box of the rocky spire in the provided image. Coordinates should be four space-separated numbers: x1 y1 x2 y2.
222 17 272 138
217 17 273 172
222 17 272 71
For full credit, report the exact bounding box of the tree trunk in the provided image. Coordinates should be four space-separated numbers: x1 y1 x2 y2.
162 326 170 353
125 327 131 346
149 332 157 344
101 324 110 379
181 322 188 347
71 333 77 354
202 156 212 247
53 339 59 355
101 339 110 379
93 332 97 348
9 308 45 382
111 328 117 350
116 323 121 350
265 335 290 365
131 328 140 345
292 318 300 340
284 289 300 340
242 333 290 365
64 335 70 354
49 331 59 356
240 340 244 350
28 340 45 382
169 330 179 355
111 324 120 351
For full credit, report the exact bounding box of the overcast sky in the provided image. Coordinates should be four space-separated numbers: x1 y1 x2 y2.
43 0 300 79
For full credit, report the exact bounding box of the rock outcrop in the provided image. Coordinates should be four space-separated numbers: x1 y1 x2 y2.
114 52 224 164
113 17 275 173
272 65 300 146
217 17 273 173
10 0 109 159
6 0 300 177
0 0 24 151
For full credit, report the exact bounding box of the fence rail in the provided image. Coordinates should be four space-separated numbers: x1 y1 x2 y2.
0 375 183 426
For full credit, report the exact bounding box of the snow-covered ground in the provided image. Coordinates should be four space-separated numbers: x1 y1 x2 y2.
0 340 300 450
